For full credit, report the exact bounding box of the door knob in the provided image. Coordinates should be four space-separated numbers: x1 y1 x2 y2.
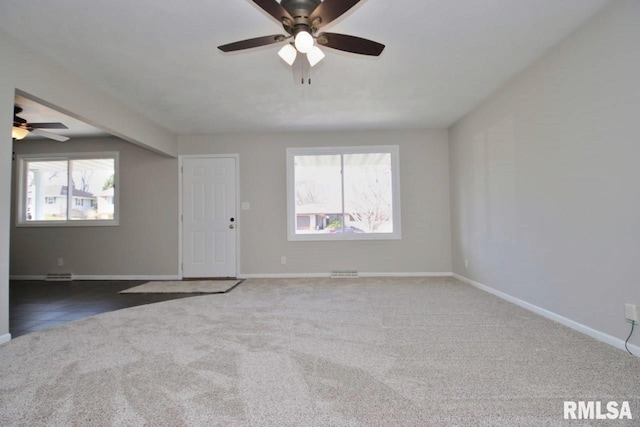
229 224 235 229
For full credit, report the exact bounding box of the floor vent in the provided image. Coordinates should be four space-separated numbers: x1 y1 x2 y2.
330 270 359 279
45 272 73 281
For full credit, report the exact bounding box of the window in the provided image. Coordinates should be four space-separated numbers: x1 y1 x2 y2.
287 145 401 241
17 152 119 226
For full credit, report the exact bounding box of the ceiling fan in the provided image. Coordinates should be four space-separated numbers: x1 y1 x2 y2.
12 106 70 142
218 0 385 70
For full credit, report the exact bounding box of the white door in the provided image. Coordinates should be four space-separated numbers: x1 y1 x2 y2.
182 157 237 278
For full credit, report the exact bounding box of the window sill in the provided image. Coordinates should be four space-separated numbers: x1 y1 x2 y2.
287 232 401 242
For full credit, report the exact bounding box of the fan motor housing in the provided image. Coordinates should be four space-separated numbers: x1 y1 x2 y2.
281 0 320 18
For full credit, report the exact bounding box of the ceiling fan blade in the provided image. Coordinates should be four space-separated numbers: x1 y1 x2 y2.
251 0 294 24
27 122 68 130
29 129 70 142
317 33 385 56
218 34 288 52
309 0 361 30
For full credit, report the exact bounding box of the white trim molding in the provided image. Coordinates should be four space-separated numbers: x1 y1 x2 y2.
359 272 452 278
239 272 452 279
13 272 453 281
0 333 11 345
453 273 640 358
239 273 330 279
75 275 181 281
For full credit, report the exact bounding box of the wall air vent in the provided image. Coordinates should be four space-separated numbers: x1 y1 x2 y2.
330 270 359 279
45 272 73 281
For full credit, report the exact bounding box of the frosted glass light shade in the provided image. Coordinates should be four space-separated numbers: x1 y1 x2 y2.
307 46 325 67
278 44 297 66
12 126 29 140
294 31 314 54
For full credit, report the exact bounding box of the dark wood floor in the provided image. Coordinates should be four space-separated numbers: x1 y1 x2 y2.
10 280 195 338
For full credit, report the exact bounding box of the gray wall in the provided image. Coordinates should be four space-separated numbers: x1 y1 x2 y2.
449 0 639 347
11 137 179 277
179 129 452 275
10 129 452 278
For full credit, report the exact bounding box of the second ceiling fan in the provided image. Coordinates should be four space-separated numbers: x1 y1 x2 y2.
218 0 385 69
13 106 70 142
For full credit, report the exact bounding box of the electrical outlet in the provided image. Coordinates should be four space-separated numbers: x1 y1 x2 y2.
625 304 639 322
57 257 64 267
281 256 287 265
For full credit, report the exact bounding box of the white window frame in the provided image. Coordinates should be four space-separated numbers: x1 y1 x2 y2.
286 145 401 241
16 152 120 227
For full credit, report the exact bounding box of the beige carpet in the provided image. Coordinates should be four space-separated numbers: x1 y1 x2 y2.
1 277 639 426
119 279 241 294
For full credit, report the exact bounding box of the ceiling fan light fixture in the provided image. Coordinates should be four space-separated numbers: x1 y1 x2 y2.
307 46 325 67
294 30 314 54
278 44 298 66
12 126 29 140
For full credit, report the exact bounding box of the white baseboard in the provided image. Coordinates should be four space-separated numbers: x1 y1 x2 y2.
359 272 453 278
0 333 11 345
75 275 181 281
10 275 181 281
239 273 329 279
13 272 452 281
453 273 640 358
238 272 453 279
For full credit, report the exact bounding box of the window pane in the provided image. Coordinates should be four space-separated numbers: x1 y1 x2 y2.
294 155 343 234
25 160 68 221
69 159 115 220
343 153 393 233
287 146 400 241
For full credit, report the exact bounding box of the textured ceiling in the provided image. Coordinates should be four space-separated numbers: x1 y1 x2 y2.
0 0 609 135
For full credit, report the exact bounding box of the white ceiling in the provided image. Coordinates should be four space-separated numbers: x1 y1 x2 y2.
0 0 609 136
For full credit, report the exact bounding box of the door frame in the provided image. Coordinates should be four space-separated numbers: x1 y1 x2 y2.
178 154 240 279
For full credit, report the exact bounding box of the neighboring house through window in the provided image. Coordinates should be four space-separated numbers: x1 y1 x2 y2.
17 152 119 226
286 145 401 241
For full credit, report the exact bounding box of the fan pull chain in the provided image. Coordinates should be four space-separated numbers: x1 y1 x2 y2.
301 59 307 84
297 58 312 85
